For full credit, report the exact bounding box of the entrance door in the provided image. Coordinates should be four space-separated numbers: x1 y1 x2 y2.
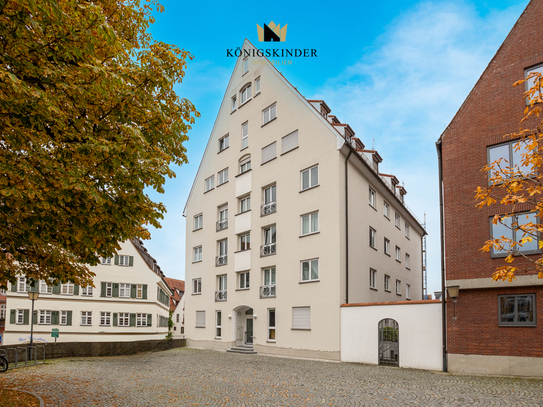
378 318 399 367
245 318 253 345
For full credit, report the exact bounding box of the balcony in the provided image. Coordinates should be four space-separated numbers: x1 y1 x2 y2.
260 285 276 298
215 290 227 301
216 255 227 266
216 219 228 231
260 243 276 257
260 202 277 217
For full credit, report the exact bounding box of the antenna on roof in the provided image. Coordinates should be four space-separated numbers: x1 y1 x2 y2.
372 138 375 150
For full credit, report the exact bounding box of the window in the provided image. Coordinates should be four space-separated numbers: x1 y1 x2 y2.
105 282 113 297
205 176 215 192
136 313 147 327
262 185 276 216
240 233 250 251
301 165 318 190
119 312 129 326
119 283 130 298
217 239 227 265
406 253 410 269
241 83 251 104
216 311 222 338
118 255 131 266
488 140 531 178
100 312 111 326
384 275 390 291
405 223 410 239
281 130 298 154
176 314 180 323
219 135 229 152
255 76 261 94
292 307 310 330
196 310 205 327
193 246 202 262
499 294 536 326
263 267 276 287
217 204 228 230
239 271 250 289
101 257 112 265
193 278 202 294
301 259 319 282
262 225 276 256
369 228 376 249
0 304 5 319
240 195 251 213
81 285 93 296
17 277 27 293
370 269 377 289
39 310 51 324
395 246 401 262
217 274 227 291
231 96 237 112
369 187 376 208
396 280 401 295
243 57 249 75
263 103 277 125
384 238 390 255
240 156 251 174
406 284 411 300
61 283 74 295
16 309 24 324
193 214 203 231
384 201 390 219
262 142 276 164
40 280 52 294
81 311 92 326
60 311 68 325
218 168 229 185
301 212 319 235
395 213 401 229
241 122 249 149
490 212 539 256
268 309 275 341
137 284 143 299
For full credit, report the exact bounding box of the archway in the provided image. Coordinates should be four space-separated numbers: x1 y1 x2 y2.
378 318 399 367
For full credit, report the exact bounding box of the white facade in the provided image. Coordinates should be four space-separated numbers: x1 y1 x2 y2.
183 40 425 360
3 240 171 345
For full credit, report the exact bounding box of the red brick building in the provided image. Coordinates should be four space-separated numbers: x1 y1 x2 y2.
437 0 543 376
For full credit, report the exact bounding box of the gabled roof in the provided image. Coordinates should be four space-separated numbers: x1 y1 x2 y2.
164 277 184 312
130 238 172 296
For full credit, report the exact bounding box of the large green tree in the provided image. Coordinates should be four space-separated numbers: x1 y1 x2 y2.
0 0 198 287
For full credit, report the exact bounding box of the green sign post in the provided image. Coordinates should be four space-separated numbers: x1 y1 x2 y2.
51 328 59 343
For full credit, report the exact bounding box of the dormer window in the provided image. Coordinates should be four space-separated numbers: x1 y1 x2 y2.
241 84 252 105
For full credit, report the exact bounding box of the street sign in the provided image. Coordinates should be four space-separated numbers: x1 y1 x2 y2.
51 328 59 338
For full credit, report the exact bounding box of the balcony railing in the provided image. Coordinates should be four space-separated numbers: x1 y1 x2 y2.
215 290 227 301
260 202 277 216
260 243 276 257
260 285 276 298
216 255 227 266
216 219 228 231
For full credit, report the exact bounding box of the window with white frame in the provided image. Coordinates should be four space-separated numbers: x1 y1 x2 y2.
239 271 250 289
18 277 27 293
231 96 237 111
101 257 112 265
263 267 276 287
241 83 251 104
255 76 261 94
369 227 376 249
490 211 539 256
384 201 390 219
369 187 376 208
193 246 202 262
218 168 229 185
239 156 251 174
292 306 310 330
100 312 111 326
406 284 411 300
61 283 74 295
16 309 24 324
384 275 390 291
395 246 401 262
217 274 227 292
268 308 276 341
396 280 401 295
196 310 205 327
241 122 249 149
39 310 51 324
301 259 319 282
0 304 5 319
119 283 131 298
118 312 129 326
239 195 251 213
370 268 377 289
81 311 92 326
218 239 227 259
193 214 203 231
263 103 277 125
105 282 113 297
301 165 318 191
216 311 222 338
243 57 249 75
395 212 401 228
384 238 390 255
262 142 276 164
193 278 202 294
406 253 410 269
301 212 319 235
218 204 228 230
219 134 229 152
240 233 250 251
262 225 276 256
281 130 298 154
205 176 215 192
81 285 93 296
40 280 52 294
262 185 276 215
119 255 131 266
488 140 532 178
136 313 147 327
405 223 410 239
60 310 68 325
137 284 143 299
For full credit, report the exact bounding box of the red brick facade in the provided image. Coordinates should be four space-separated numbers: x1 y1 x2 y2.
440 0 543 358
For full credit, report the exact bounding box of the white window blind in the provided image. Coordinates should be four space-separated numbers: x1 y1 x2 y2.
196 311 205 327
262 142 276 164
281 130 298 154
292 307 310 330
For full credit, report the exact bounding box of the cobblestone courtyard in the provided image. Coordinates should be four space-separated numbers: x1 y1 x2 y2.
0 348 542 406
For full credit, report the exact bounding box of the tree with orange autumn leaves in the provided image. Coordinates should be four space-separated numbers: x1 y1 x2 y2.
476 70 543 282
0 0 198 287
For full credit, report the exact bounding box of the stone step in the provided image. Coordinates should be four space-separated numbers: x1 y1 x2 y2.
226 346 258 354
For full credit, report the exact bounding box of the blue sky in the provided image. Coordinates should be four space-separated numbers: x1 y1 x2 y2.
142 0 529 295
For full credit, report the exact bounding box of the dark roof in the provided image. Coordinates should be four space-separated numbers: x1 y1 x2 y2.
130 238 165 278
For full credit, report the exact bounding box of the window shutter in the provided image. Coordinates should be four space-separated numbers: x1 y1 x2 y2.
51 311 59 325
32 310 37 325
262 142 276 164
147 314 152 326
30 283 38 293
282 130 298 154
130 313 136 327
114 255 119 265
73 284 79 296
112 283 119 297
101 282 106 297
196 311 205 327
113 313 118 327
23 310 29 325
143 285 148 299
10 310 15 324
67 311 72 326
131 285 137 298
129 256 134 267
11 283 16 292
292 307 310 330
53 283 61 295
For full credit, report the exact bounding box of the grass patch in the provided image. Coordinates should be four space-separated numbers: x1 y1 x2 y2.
0 389 40 406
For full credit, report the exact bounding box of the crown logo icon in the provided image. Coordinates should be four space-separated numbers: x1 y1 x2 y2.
257 21 287 42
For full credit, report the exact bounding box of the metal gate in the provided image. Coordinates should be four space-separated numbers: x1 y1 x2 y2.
378 318 399 367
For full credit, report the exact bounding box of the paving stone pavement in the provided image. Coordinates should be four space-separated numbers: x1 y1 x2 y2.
0 348 542 406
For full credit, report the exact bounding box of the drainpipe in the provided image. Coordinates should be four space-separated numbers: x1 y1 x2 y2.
345 145 353 304
436 139 447 373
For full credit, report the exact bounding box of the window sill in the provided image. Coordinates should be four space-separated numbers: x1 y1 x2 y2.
498 323 537 327
291 328 311 331
266 340 276 343
234 249 251 254
299 280 319 284
195 326 205 328
239 97 252 109
396 226 401 230
261 116 277 128
236 210 251 216
261 157 277 166
370 204 377 211
255 91 261 98
370 287 378 291
385 253 391 257
193 227 203 232
218 146 230 154
300 232 320 238
370 246 377 251
230 109 237 115
61 294 74 296
100 325 111 327
192 293 202 295
396 259 401 263
203 188 215 194
240 145 249 152
384 215 390 220
280 146 299 156
236 170 251 179
235 288 250 291
217 181 229 188
396 293 402 296
406 267 410 270
215 337 222 340
299 184 320 193
406 237 410 240
385 289 391 293
192 260 202 264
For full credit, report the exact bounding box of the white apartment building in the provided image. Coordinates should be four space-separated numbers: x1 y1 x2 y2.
3 239 172 345
183 40 426 361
